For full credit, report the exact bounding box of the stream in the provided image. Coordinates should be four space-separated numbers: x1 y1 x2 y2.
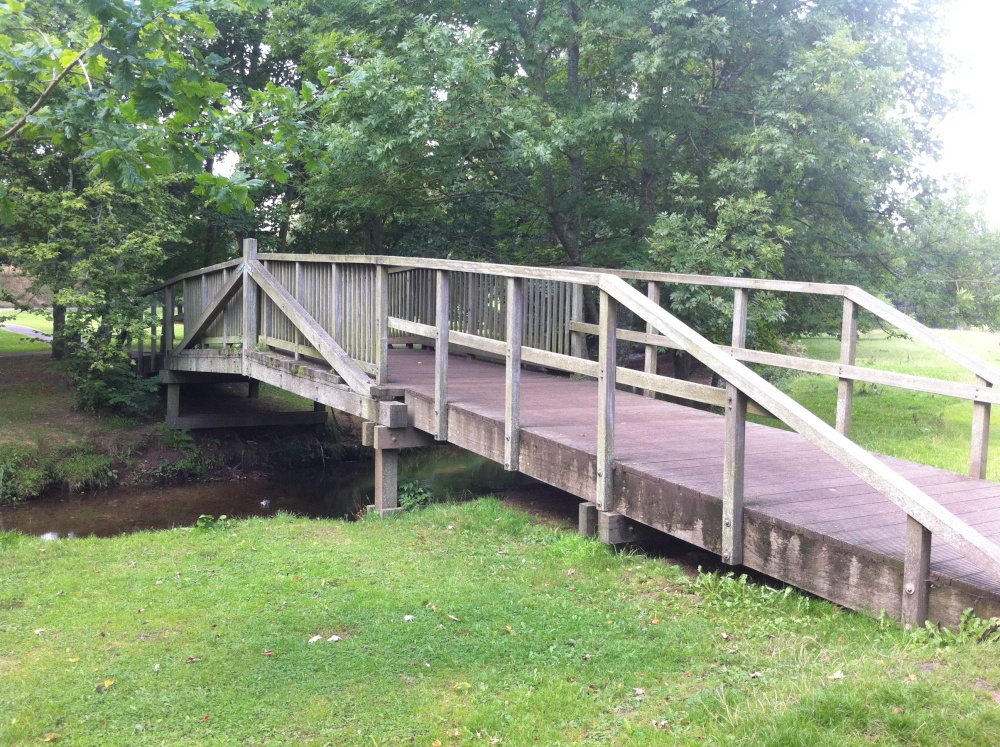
0 447 532 538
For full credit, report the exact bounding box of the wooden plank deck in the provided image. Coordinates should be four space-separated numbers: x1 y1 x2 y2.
386 347 1000 623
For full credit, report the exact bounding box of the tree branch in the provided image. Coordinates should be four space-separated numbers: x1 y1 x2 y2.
1 48 89 144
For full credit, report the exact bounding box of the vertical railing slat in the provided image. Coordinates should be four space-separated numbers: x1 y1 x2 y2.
242 239 258 376
375 264 389 384
971 376 992 479
644 281 660 397
836 298 859 437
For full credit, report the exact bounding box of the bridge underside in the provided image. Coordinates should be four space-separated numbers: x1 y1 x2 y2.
163 346 1000 627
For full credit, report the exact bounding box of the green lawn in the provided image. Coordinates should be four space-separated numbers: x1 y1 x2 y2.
774 330 1000 481
0 309 54 334
2 501 999 747
0 328 50 355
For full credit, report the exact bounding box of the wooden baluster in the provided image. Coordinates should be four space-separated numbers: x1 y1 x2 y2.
149 298 158 367
596 290 617 511
644 281 660 397
836 298 859 438
375 264 389 384
722 287 749 566
971 376 992 479
570 283 586 359
162 285 175 356
293 262 303 360
242 239 258 376
505 277 524 471
435 270 450 440
901 516 931 627
332 263 343 345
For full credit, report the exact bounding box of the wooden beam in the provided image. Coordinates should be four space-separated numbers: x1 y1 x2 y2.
248 259 373 396
971 376 992 479
596 290 617 512
505 277 523 471
373 425 433 450
901 517 931 628
174 264 245 354
167 410 329 430
722 287 749 566
435 270 450 440
836 298 859 437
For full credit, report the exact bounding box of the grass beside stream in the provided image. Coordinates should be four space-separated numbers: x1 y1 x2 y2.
775 330 1000 481
2 501 1000 746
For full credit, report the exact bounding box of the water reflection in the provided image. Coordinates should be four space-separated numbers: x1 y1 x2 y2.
0 447 530 538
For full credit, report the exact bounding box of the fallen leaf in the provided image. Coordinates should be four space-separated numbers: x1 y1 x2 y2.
490 740 502 745
308 635 323 644
721 632 731 640
185 657 201 664
68 658 80 663
567 568 576 576
651 619 660 625
749 672 763 679
326 635 342 642
894 707 904 714
404 615 414 622
198 715 212 723
454 681 472 691
828 670 846 680
634 688 645 696
33 629 45 635
41 733 61 742
505 625 513 634
447 525 455 531
433 741 442 746
261 650 274 656
448 615 460 622
95 679 115 693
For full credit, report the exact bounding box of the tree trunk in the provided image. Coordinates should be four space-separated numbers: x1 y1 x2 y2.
51 303 66 360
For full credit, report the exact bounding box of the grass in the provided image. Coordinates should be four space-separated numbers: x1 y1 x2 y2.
773 330 1000 481
1 500 999 746
0 328 50 354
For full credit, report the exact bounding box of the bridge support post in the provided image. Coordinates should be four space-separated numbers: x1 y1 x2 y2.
596 291 617 511
579 502 598 537
166 383 180 428
248 380 260 400
374 447 400 516
722 288 748 566
505 277 523 471
901 517 931 628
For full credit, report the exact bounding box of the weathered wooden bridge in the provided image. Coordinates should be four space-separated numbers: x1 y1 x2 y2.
141 241 1000 628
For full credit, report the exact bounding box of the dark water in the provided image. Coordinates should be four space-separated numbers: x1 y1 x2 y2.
0 447 530 538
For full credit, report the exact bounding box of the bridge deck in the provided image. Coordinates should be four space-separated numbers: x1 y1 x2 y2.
387 348 1000 621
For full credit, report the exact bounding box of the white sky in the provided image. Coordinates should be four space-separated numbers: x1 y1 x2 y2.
930 0 1000 224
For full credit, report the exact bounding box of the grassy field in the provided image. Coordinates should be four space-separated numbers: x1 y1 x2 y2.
1 501 999 747
775 330 1000 481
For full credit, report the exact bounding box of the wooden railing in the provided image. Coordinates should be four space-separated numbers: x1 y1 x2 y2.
142 244 1000 625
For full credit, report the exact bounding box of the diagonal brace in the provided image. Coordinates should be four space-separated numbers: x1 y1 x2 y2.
175 265 246 353
248 259 373 395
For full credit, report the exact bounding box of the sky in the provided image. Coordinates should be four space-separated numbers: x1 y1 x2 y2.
930 0 1000 224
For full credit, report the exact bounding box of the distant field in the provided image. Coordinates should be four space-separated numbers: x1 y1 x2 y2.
777 330 1000 481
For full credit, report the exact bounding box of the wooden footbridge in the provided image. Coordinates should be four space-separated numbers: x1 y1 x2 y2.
141 241 1000 628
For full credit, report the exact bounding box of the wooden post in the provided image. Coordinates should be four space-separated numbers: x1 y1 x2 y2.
375 447 399 516
331 263 344 344
294 261 304 360
242 239 258 377
162 285 175 357
505 277 524 471
434 270 450 440
149 297 158 365
836 298 859 438
579 502 598 537
971 376 992 479
722 287 749 566
248 380 260 400
375 264 390 384
644 281 660 397
596 290 617 511
901 516 931 627
570 283 586 359
166 383 180 429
